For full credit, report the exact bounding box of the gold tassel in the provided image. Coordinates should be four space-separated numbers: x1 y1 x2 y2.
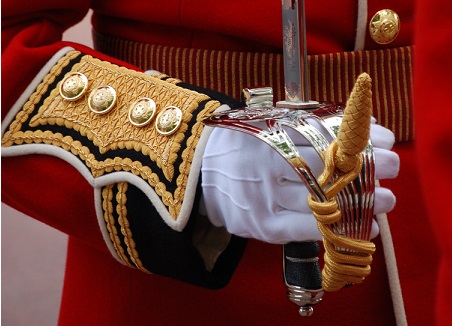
335 72 372 173
308 72 375 291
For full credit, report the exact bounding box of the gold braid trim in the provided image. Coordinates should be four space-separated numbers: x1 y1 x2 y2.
2 51 221 220
102 185 134 267
2 51 80 146
116 182 151 273
28 55 212 182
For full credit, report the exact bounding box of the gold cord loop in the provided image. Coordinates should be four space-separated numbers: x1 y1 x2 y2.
308 73 376 292
308 141 375 291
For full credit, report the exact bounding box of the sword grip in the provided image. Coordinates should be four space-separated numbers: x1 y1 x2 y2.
283 241 323 316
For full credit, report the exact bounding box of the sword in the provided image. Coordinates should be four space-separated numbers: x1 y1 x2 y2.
204 0 375 317
278 0 323 317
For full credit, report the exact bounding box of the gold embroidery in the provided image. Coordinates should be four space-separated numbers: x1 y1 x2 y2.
313 54 319 101
365 49 371 77
406 47 413 141
387 50 396 133
165 77 184 86
261 52 266 88
31 56 209 179
188 48 194 85
321 54 327 100
2 51 80 145
351 51 356 90
155 45 161 76
336 52 342 103
253 52 259 87
329 53 335 102
167 47 174 76
209 49 215 91
216 50 222 93
195 49 201 86
245 52 251 89
224 51 230 96
372 50 382 123
145 43 151 75
202 50 208 91
181 47 188 83
174 47 181 81
94 32 415 141
137 41 144 71
2 51 221 220
116 182 151 273
268 54 273 99
102 185 134 267
358 49 363 75
344 52 349 103
393 49 403 141
380 50 389 130
239 52 244 94
231 52 237 97
275 54 281 101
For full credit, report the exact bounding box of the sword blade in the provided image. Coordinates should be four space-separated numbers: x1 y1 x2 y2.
277 0 318 109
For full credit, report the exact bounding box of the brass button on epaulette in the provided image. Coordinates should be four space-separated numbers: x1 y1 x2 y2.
155 106 183 135
88 85 117 114
59 72 88 101
128 97 157 127
369 9 400 45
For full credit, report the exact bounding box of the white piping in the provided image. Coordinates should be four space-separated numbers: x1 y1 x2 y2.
376 178 407 325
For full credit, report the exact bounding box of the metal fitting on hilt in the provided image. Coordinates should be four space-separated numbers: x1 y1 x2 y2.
241 87 274 108
283 241 324 317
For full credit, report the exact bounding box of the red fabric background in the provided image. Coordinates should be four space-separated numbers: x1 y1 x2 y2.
89 0 413 53
414 0 452 324
2 0 445 324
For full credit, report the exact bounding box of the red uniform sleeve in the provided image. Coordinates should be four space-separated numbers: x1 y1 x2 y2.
1 1 141 117
414 0 452 324
2 0 104 249
2 1 88 117
2 0 138 250
1 0 247 288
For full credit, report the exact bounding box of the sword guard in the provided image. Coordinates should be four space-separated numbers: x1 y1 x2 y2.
276 99 319 109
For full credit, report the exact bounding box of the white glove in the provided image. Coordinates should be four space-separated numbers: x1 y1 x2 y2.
200 116 399 244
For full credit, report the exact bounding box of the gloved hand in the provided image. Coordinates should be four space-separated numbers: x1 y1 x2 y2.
200 116 399 244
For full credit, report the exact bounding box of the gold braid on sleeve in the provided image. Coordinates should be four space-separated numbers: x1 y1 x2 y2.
308 73 376 291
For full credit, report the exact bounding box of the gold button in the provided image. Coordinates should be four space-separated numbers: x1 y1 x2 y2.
59 72 88 101
88 85 117 114
128 97 157 127
155 106 183 135
369 9 400 45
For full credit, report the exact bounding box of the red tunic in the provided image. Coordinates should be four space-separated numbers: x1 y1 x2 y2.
414 0 452 324
2 0 446 325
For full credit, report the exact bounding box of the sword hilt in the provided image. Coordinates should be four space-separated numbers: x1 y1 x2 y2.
278 0 323 316
239 86 325 316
